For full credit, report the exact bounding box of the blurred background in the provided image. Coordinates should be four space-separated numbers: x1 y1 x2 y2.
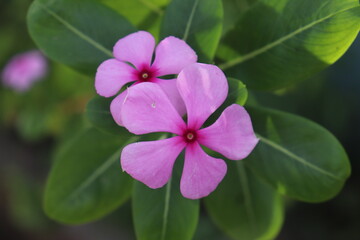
0 0 359 239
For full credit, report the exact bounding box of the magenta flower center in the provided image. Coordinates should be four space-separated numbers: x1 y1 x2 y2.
136 66 157 82
183 129 197 143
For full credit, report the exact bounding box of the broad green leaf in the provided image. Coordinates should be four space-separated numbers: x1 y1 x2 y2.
205 162 283 240
99 0 168 39
161 0 223 62
27 0 135 76
193 216 232 240
245 106 351 202
44 128 135 224
100 0 168 26
221 0 254 36
85 96 124 135
218 0 360 90
133 160 199 240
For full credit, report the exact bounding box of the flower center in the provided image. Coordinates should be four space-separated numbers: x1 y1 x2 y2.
142 73 149 79
183 130 197 143
138 70 151 82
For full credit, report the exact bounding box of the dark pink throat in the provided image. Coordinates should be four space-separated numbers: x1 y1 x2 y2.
183 129 197 143
136 66 157 82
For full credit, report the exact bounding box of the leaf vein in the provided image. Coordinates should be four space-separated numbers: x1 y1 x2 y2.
257 133 341 181
182 0 200 41
161 178 172 240
54 136 138 214
219 6 359 70
35 2 113 57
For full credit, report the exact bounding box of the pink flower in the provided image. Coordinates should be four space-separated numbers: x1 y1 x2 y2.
120 63 259 199
95 31 197 126
1 50 47 92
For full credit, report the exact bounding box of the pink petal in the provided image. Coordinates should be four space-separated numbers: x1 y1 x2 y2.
113 31 155 70
152 36 197 76
180 142 227 199
95 59 136 97
121 137 186 188
177 63 228 130
198 104 259 160
110 90 128 126
121 82 186 135
2 50 47 92
153 78 186 116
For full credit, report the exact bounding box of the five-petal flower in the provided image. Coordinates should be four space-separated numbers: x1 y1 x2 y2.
120 63 259 199
95 31 197 126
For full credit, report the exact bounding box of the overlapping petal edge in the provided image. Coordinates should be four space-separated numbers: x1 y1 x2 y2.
120 63 259 199
94 31 198 126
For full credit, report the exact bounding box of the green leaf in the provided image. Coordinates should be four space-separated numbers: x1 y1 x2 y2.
100 0 168 26
85 96 125 135
44 128 136 224
245 106 351 202
161 0 223 62
27 0 135 76
99 0 169 40
132 160 199 240
227 77 248 106
205 161 283 240
221 0 253 36
218 0 360 90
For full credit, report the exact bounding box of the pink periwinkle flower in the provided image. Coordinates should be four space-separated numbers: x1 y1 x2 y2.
1 50 47 92
120 63 259 199
95 31 197 126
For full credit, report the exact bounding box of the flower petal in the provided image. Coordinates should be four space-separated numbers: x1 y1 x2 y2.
121 137 186 188
152 36 197 76
121 82 186 135
153 78 186 116
113 31 155 69
95 59 136 97
180 142 227 199
2 50 47 92
198 104 259 160
177 63 228 130
110 90 128 126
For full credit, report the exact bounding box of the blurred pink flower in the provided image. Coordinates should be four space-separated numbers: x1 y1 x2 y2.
2 50 47 92
120 63 259 199
95 31 197 126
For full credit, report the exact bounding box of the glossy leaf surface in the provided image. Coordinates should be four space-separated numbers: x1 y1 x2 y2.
161 0 223 62
44 128 135 224
85 96 124 135
245 106 351 202
218 0 360 90
205 161 283 240
27 0 135 75
132 160 199 240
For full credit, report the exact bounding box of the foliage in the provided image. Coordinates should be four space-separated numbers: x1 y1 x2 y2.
1 0 356 239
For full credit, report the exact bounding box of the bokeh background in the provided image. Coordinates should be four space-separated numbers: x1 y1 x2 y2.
0 0 359 239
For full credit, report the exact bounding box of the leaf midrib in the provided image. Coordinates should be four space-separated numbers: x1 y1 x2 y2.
35 1 113 57
161 178 172 240
182 0 200 41
257 133 342 181
219 5 359 70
